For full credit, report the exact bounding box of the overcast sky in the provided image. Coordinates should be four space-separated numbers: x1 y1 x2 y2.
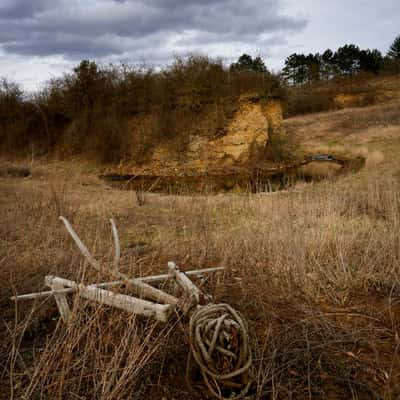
0 0 398 91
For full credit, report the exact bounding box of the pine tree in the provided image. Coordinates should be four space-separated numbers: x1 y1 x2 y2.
282 53 308 85
305 53 322 83
388 35 400 59
333 44 361 76
359 49 383 73
321 49 335 79
230 54 268 73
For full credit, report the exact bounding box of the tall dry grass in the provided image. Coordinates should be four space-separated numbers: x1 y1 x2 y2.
1 168 399 398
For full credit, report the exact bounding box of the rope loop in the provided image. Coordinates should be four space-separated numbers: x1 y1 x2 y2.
187 303 252 399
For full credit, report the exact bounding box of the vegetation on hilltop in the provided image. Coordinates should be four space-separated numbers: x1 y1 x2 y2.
282 37 400 86
0 56 282 163
279 37 400 117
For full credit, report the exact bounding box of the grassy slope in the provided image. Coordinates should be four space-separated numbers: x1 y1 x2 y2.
1 99 400 399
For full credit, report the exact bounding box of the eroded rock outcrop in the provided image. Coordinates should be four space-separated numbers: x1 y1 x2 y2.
114 97 284 176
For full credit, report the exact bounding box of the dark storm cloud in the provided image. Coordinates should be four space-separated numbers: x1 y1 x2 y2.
0 0 306 60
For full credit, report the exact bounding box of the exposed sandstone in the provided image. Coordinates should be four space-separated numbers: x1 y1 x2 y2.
115 98 284 176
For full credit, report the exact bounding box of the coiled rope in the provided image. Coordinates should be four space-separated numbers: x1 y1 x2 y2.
187 303 252 399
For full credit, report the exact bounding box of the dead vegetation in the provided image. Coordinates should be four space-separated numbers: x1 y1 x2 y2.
0 153 399 399
332 101 400 132
282 74 400 118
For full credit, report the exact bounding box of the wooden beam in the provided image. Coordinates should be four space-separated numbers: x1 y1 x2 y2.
168 262 210 313
168 262 202 304
46 276 173 322
11 266 224 301
77 284 172 322
45 276 71 322
121 273 178 305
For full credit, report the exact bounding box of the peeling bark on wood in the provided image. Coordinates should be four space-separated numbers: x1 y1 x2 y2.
45 276 71 322
46 276 173 322
11 267 224 301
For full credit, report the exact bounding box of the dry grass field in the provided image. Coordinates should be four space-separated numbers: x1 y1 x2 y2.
1 101 400 399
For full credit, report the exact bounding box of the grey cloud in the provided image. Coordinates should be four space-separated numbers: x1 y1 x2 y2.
0 0 307 60
0 0 55 19
3 33 123 58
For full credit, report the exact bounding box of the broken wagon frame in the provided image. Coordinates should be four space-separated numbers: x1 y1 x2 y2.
11 217 252 400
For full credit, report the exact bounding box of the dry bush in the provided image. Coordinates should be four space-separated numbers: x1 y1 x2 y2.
282 90 336 117
1 170 400 398
0 78 43 154
282 73 385 118
263 125 298 164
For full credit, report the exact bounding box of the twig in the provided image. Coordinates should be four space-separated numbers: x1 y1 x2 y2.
109 218 120 271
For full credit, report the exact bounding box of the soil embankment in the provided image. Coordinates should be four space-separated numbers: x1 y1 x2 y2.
100 154 365 193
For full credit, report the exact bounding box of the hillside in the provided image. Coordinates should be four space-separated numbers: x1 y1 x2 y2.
283 74 400 117
285 98 400 171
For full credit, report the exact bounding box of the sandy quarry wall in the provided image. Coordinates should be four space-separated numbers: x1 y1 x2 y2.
334 78 400 109
116 98 284 175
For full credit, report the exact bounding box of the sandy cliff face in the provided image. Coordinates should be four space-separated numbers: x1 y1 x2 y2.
117 98 284 175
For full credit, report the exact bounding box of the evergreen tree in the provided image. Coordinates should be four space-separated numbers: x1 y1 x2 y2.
282 53 308 85
333 44 361 76
388 35 400 59
359 49 383 74
321 49 337 79
282 45 385 84
305 53 322 83
230 54 268 73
